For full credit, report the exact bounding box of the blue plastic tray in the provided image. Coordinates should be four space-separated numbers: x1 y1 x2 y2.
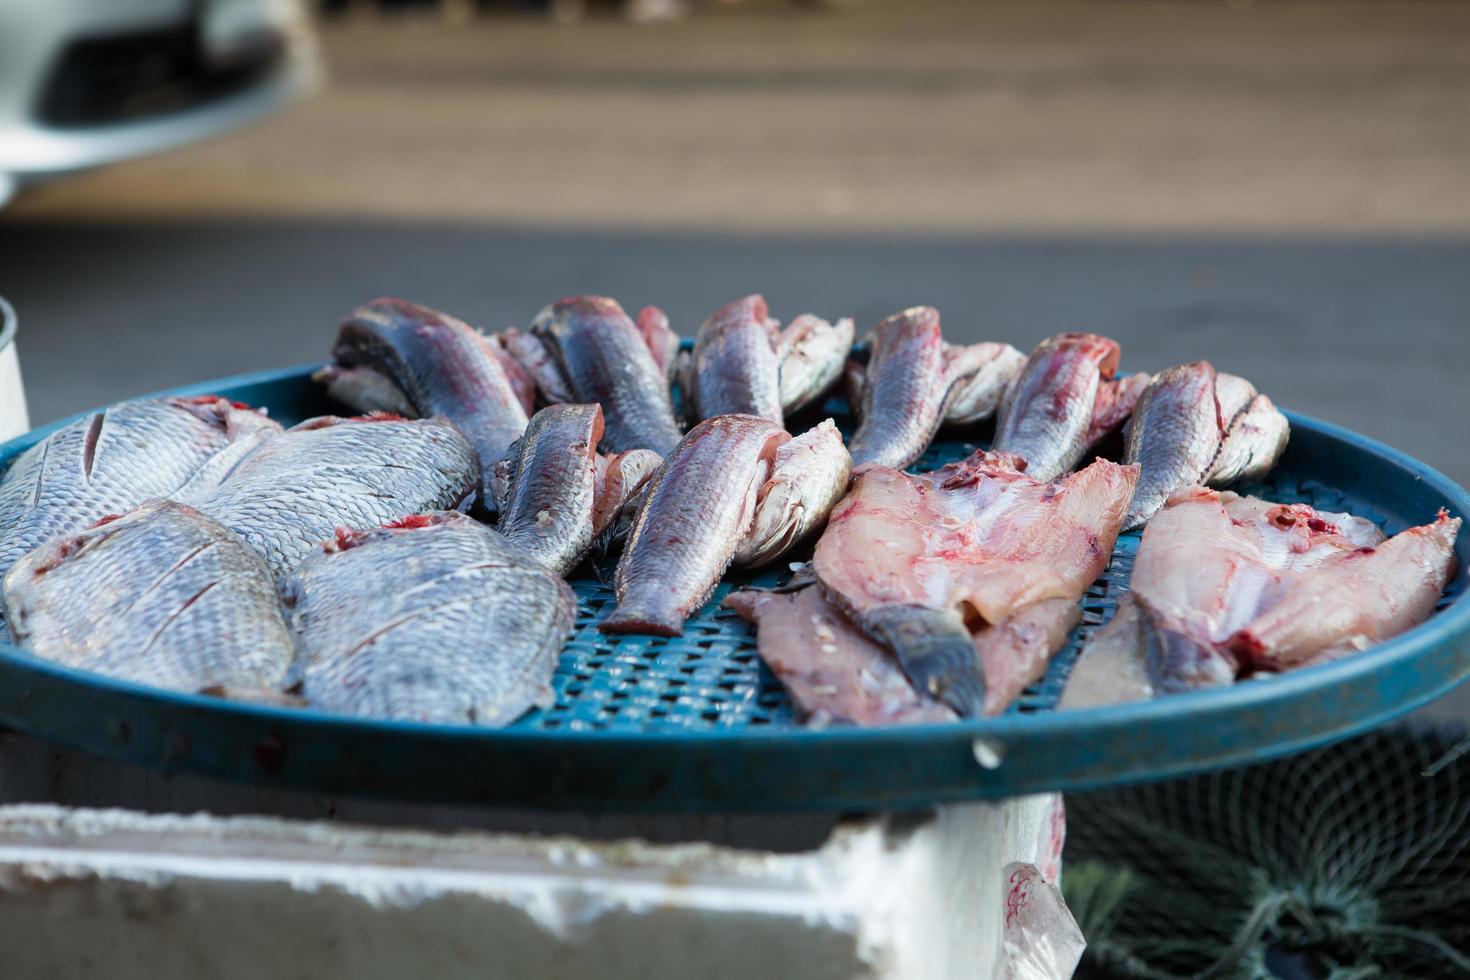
1 366 1467 812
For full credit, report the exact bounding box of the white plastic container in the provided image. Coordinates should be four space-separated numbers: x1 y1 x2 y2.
0 296 28 441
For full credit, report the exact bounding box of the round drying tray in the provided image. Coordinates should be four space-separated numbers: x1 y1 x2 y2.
0 366 1467 812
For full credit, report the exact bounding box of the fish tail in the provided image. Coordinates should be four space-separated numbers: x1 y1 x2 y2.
861 604 986 717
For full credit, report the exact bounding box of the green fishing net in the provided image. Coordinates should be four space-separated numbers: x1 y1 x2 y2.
1062 725 1470 980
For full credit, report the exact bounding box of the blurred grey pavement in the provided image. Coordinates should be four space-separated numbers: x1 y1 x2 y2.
1 2 1468 709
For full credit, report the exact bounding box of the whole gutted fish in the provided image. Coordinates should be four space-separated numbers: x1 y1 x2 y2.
3 499 293 694
531 296 684 455
993 333 1122 481
1121 361 1224 530
725 586 956 726
733 419 852 568
686 295 785 424
1061 488 1459 707
944 343 1027 425
283 512 575 726
603 415 788 635
0 396 280 582
776 314 855 417
814 450 1138 715
847 307 986 471
322 298 528 507
498 404 608 575
187 414 480 578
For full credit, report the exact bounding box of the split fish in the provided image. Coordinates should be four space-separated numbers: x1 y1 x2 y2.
686 295 784 424
992 333 1122 481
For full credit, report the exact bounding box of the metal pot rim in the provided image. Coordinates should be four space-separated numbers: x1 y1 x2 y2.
0 297 14 353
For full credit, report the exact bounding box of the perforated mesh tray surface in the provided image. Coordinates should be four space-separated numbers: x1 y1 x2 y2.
0 366 1467 811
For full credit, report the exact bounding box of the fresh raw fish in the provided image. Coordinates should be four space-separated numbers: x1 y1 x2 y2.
499 328 575 406
733 419 852 568
944 343 1027 425
531 296 684 455
1227 510 1459 668
993 333 1121 481
591 448 664 547
724 586 956 726
776 314 855 416
1084 373 1150 449
3 500 293 694
324 299 529 507
1061 488 1458 707
312 366 419 418
484 332 539 416
187 414 480 578
686 294 785 424
1213 372 1258 426
0 396 281 582
497 404 605 575
1121 362 1224 530
814 450 1138 715
1208 393 1290 486
282 511 574 726
603 415 788 635
636 306 682 382
847 306 986 471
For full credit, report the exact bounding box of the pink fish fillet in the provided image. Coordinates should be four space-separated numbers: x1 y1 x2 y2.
813 451 1137 715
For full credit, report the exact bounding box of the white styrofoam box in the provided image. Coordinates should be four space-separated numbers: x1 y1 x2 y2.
0 796 1071 980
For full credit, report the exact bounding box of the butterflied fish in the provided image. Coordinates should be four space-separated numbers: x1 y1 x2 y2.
814 450 1137 715
531 296 684 455
1121 361 1224 530
725 586 956 726
1062 488 1457 707
776 314 855 417
686 294 784 424
282 511 574 726
944 342 1027 425
847 306 986 471
0 396 281 582
993 333 1122 481
498 404 607 575
603 415 788 635
324 298 529 507
187 414 480 578
3 500 293 694
733 418 852 568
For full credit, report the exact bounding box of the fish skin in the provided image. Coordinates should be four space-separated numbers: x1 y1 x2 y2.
603 415 788 636
3 500 293 694
814 450 1137 716
1121 361 1225 530
944 342 1027 425
636 306 682 382
993 332 1121 481
328 298 529 507
282 511 574 726
591 448 663 541
485 332 539 416
1226 511 1460 668
688 295 785 424
1084 372 1150 450
726 586 957 726
848 306 976 471
187 414 480 579
1208 393 1290 486
498 404 605 576
0 396 281 583
500 328 575 406
531 296 684 456
1213 372 1258 426
776 314 856 416
734 419 852 568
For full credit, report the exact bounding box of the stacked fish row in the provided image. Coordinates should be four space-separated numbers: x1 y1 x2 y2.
0 292 1459 731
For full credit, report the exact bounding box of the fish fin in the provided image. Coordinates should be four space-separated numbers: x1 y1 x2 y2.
860 604 986 717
